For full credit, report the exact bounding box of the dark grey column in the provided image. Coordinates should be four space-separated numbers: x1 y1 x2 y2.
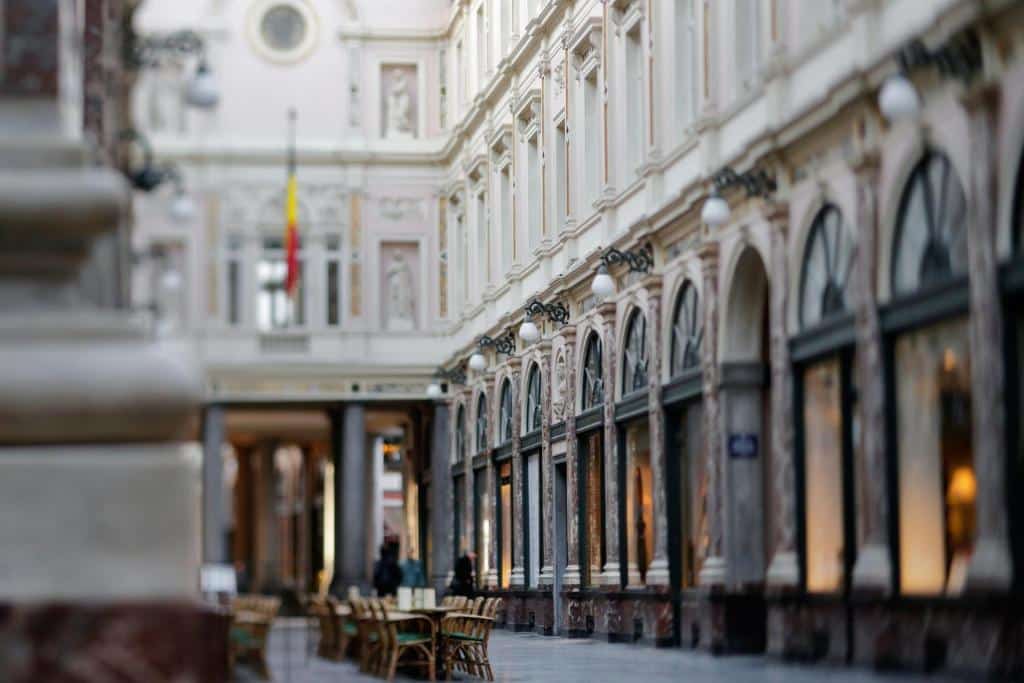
202 404 226 564
431 402 453 594
338 403 369 593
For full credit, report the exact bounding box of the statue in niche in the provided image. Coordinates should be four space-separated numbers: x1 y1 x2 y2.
384 68 414 139
385 250 415 330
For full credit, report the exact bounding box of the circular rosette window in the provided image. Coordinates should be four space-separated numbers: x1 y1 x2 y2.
248 0 319 64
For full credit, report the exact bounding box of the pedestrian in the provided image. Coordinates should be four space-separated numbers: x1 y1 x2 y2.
401 552 427 587
449 552 475 597
373 543 404 597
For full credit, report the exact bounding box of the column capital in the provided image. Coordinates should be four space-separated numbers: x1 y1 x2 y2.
698 240 720 272
641 273 663 297
596 300 617 324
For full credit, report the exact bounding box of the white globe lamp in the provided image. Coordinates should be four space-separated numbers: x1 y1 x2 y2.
469 352 487 372
701 191 731 228
519 319 540 344
878 73 921 123
161 268 183 293
185 61 220 110
591 264 616 301
426 382 443 398
169 190 197 223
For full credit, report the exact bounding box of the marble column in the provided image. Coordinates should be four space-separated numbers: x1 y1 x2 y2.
509 358 526 588
599 301 622 587
256 445 280 590
338 403 369 592
765 203 799 588
561 326 583 587
963 83 1013 591
698 242 727 586
483 377 499 588
850 152 892 593
539 340 555 587
645 276 671 586
431 402 453 594
202 404 227 564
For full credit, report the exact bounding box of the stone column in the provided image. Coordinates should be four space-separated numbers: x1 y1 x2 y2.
850 153 892 593
509 358 526 588
431 402 453 594
765 203 799 588
256 445 280 590
539 340 555 586
645 276 671 586
482 377 499 588
963 83 1013 591
338 403 369 592
698 242 727 586
598 301 622 586
562 326 583 587
202 404 227 564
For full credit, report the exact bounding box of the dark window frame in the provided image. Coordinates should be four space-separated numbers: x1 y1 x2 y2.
499 378 514 445
798 204 851 330
581 331 604 411
525 363 542 434
622 308 649 396
670 280 703 377
476 393 488 454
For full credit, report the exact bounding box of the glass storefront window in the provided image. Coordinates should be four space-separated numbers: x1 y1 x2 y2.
679 401 705 588
582 333 604 410
499 462 513 588
623 310 648 395
803 357 845 592
896 317 974 595
474 471 490 589
625 421 653 586
527 451 541 586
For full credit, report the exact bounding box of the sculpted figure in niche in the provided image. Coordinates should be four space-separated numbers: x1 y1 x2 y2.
384 68 415 139
386 250 415 331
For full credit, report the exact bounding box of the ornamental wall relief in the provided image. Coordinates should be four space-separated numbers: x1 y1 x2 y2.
551 351 567 421
380 241 419 331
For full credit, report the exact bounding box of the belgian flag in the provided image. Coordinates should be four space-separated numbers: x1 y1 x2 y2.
285 109 299 299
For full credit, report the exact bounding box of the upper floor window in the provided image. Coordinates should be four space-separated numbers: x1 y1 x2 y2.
476 393 489 453
674 0 699 130
581 332 604 411
799 205 851 330
499 378 514 444
455 405 466 464
671 281 702 376
257 235 304 330
525 363 542 433
892 152 968 297
623 309 648 394
735 0 761 91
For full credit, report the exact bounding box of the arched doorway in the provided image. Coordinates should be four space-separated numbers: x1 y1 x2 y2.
720 245 771 589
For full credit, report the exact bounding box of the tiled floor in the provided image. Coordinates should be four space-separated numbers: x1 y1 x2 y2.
236 622 971 682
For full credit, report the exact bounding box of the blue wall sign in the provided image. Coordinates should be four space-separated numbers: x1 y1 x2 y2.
728 433 759 459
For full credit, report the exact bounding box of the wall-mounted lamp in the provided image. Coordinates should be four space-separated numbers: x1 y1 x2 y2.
591 243 654 301
700 166 777 228
878 29 982 124
129 29 220 110
427 365 469 398
469 331 517 371
119 131 196 221
519 299 570 343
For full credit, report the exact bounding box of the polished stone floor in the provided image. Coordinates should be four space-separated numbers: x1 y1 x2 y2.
236 621 972 682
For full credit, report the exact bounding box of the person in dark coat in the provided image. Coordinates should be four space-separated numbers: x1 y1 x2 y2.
449 552 475 597
373 543 404 597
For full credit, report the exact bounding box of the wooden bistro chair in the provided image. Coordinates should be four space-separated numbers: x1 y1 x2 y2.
440 597 501 681
229 595 281 680
373 598 436 682
351 597 382 674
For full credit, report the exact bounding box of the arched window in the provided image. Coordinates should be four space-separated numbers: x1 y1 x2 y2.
622 309 648 394
800 205 852 330
888 150 974 596
499 379 514 444
475 393 488 453
671 281 702 376
892 152 968 296
525 363 542 433
455 405 466 464
581 332 604 410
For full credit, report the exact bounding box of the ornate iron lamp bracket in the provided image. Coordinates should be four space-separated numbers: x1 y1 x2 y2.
479 331 517 356
601 243 654 274
524 299 570 326
712 167 777 199
434 365 468 386
897 29 982 83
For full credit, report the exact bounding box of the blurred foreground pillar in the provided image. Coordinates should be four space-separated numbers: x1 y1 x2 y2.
0 1 224 680
430 402 452 594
